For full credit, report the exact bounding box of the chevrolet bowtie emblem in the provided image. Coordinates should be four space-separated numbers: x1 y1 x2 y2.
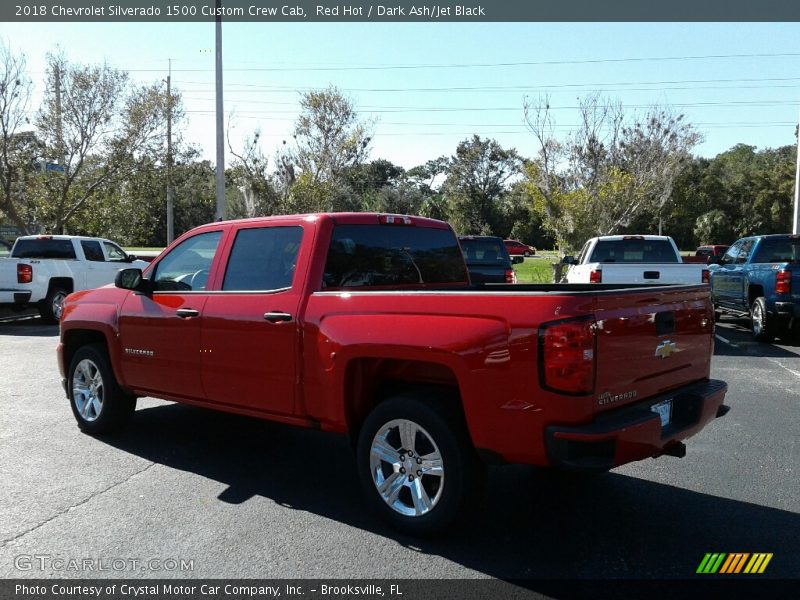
655 340 677 359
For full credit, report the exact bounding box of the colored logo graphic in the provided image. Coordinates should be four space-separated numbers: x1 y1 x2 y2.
696 553 773 574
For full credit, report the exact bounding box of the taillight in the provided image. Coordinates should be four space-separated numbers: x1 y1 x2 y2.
702 269 710 284
539 317 596 395
17 263 32 284
589 269 602 283
505 268 516 284
776 270 791 295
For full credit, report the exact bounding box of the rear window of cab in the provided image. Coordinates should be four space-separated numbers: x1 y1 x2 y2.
323 225 468 289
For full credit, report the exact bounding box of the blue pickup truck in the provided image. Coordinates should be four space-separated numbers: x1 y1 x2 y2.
710 234 800 341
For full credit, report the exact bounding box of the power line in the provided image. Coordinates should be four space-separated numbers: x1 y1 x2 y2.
123 51 800 73
174 75 800 93
184 100 800 115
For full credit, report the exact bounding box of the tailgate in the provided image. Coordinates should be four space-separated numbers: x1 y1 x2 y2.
601 264 704 284
591 285 713 415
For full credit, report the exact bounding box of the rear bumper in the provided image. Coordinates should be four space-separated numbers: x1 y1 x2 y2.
0 290 32 305
773 301 800 318
545 379 728 471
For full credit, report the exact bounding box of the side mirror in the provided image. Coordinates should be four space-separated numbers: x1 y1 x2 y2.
125 254 137 263
511 255 523 265
115 268 149 293
707 256 721 265
562 255 576 265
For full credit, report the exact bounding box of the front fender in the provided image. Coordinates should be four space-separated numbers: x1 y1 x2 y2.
60 293 126 388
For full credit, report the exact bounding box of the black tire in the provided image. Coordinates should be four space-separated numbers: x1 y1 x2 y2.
68 344 135 434
751 297 775 343
39 286 68 324
356 392 483 536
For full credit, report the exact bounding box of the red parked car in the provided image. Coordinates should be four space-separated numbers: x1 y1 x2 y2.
683 245 731 264
504 239 536 257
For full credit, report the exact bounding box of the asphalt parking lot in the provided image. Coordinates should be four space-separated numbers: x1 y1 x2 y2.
0 314 798 586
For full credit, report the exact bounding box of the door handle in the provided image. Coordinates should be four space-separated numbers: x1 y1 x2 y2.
264 311 292 323
176 308 199 319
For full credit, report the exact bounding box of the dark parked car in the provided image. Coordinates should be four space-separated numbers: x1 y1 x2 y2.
504 239 536 257
459 235 516 283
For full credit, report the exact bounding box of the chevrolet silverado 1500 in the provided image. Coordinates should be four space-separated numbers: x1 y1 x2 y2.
710 234 800 341
57 213 728 534
563 235 709 285
1 235 148 323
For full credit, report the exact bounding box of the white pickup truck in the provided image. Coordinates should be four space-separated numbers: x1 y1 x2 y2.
562 235 710 285
0 235 148 323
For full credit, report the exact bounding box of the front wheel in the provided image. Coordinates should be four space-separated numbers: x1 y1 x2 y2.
357 393 483 536
68 344 135 434
751 297 775 342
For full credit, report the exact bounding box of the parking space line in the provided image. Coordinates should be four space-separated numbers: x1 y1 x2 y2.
715 333 739 348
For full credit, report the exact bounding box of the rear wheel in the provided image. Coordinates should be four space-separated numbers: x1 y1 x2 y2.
751 297 775 342
68 344 135 434
357 392 483 536
39 287 67 324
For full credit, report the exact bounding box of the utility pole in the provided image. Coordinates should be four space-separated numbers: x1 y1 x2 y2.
214 0 226 221
54 63 65 170
54 62 66 234
166 59 175 245
793 111 800 234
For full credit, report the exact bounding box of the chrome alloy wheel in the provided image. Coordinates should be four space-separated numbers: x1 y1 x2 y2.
752 301 765 337
369 419 445 517
72 358 104 422
52 291 66 320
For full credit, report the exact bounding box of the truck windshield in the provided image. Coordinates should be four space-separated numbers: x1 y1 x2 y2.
323 225 468 288
590 239 678 264
753 238 800 263
12 239 76 259
459 238 509 265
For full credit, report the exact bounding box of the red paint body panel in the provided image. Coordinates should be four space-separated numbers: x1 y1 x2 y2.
58 213 727 468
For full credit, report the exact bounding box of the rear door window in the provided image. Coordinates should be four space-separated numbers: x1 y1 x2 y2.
323 225 467 288
222 226 303 291
80 240 105 262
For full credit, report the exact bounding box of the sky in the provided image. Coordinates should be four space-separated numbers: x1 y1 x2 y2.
1 21 799 170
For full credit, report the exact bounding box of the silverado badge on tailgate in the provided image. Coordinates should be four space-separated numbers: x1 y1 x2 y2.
655 340 677 359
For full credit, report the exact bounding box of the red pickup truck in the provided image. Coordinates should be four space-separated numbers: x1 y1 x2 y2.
57 213 728 535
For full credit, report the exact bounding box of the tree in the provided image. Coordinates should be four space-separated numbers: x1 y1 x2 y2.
228 128 279 218
35 53 172 233
524 94 701 251
0 44 38 234
441 135 522 235
76 150 216 247
694 209 735 245
289 86 372 185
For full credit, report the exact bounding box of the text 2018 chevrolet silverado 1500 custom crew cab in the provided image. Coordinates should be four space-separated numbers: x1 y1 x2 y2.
57 213 728 534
